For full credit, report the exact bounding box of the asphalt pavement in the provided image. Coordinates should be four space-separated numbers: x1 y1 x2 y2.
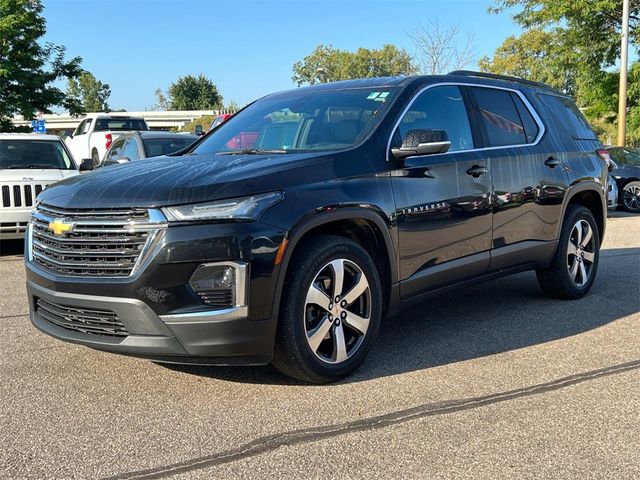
1 211 638 479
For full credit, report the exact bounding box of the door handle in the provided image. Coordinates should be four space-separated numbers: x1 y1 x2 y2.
466 165 488 178
545 156 561 168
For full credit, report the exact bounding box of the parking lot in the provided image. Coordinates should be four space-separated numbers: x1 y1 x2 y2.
0 211 638 479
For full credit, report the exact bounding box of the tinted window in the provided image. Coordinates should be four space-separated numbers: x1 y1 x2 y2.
0 140 74 170
510 92 540 143
122 138 140 160
537 93 597 140
194 88 398 154
94 118 147 132
105 137 126 162
73 119 88 136
397 85 473 152
143 136 197 157
471 87 527 147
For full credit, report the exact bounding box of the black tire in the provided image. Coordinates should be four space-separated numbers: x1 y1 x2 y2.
91 149 100 166
536 205 600 299
272 235 382 383
621 181 640 213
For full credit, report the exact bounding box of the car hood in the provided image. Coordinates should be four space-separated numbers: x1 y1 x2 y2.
37 152 342 209
0 169 78 182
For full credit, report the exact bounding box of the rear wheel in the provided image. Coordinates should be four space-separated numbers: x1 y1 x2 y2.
621 181 640 213
536 205 600 299
272 235 382 383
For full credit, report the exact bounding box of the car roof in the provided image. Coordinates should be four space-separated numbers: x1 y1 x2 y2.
92 114 145 120
0 133 63 141
268 71 561 98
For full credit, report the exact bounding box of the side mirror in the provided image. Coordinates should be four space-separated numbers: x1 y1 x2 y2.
194 125 203 136
116 157 130 164
391 129 451 161
79 158 94 172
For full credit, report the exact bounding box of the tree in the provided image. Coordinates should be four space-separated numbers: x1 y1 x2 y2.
490 0 639 70
292 44 418 86
484 0 640 145
408 20 476 75
166 74 223 110
151 87 169 111
66 71 110 112
0 0 82 131
478 29 578 95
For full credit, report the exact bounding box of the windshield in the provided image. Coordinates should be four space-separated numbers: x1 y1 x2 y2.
143 136 198 157
0 140 75 170
193 87 398 155
610 147 640 166
94 118 147 131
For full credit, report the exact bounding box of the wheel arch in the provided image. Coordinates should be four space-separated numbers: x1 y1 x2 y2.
560 182 606 246
271 207 397 322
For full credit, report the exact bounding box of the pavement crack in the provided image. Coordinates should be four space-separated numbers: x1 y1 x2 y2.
0 314 28 320
103 359 640 480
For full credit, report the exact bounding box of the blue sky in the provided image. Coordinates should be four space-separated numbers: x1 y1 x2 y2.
42 0 523 111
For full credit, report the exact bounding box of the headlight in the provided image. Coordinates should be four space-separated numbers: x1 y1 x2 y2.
161 192 283 222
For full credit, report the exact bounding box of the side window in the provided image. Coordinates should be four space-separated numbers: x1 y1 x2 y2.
106 137 126 162
510 92 540 143
73 119 87 137
82 119 93 134
397 85 473 152
536 93 597 140
122 138 140 160
470 87 527 147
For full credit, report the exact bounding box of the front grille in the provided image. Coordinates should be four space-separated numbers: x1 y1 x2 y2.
35 297 127 337
197 288 234 308
0 183 48 208
30 204 165 277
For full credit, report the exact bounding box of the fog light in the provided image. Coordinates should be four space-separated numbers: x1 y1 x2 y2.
189 262 247 309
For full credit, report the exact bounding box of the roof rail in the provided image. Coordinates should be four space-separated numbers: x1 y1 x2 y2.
447 70 552 89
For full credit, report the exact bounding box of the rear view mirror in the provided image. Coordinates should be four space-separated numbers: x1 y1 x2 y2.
195 125 203 136
79 158 94 172
392 129 451 161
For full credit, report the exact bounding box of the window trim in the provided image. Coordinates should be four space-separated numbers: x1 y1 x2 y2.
386 82 546 161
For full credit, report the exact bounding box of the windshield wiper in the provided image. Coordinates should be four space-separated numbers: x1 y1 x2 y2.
217 148 289 155
7 164 54 169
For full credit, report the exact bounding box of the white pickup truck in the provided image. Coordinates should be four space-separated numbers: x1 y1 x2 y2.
65 115 149 165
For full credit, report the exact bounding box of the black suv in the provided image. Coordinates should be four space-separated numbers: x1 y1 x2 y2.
26 71 608 383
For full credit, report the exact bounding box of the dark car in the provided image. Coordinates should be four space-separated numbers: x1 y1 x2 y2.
25 71 608 383
607 146 640 212
96 131 198 167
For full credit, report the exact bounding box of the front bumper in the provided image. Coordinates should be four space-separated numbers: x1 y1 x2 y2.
0 208 30 239
26 220 286 365
28 281 276 365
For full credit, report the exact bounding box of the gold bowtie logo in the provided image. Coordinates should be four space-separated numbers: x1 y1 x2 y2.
48 219 74 236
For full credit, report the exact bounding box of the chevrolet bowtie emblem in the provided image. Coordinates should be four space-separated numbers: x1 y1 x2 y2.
48 219 74 236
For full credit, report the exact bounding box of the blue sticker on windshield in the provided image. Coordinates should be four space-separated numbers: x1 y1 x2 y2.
367 92 380 100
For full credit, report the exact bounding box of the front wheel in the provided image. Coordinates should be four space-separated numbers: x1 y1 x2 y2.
272 235 382 383
536 205 600 299
621 181 640 213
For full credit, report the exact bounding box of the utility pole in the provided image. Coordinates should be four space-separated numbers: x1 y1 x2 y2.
617 0 630 146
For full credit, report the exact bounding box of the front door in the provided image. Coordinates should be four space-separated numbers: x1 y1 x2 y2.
390 85 492 298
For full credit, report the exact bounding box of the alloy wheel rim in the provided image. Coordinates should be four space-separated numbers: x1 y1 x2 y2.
304 259 371 364
623 185 640 211
566 219 596 287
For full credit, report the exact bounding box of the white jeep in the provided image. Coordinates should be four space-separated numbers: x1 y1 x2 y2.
0 134 79 240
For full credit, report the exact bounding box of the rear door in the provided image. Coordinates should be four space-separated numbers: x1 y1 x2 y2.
390 85 493 298
465 85 569 270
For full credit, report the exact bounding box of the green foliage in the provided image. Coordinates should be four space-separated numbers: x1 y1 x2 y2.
292 44 418 86
181 115 216 133
478 29 579 95
0 0 83 131
484 0 640 145
66 71 110 112
490 0 639 69
166 74 223 110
